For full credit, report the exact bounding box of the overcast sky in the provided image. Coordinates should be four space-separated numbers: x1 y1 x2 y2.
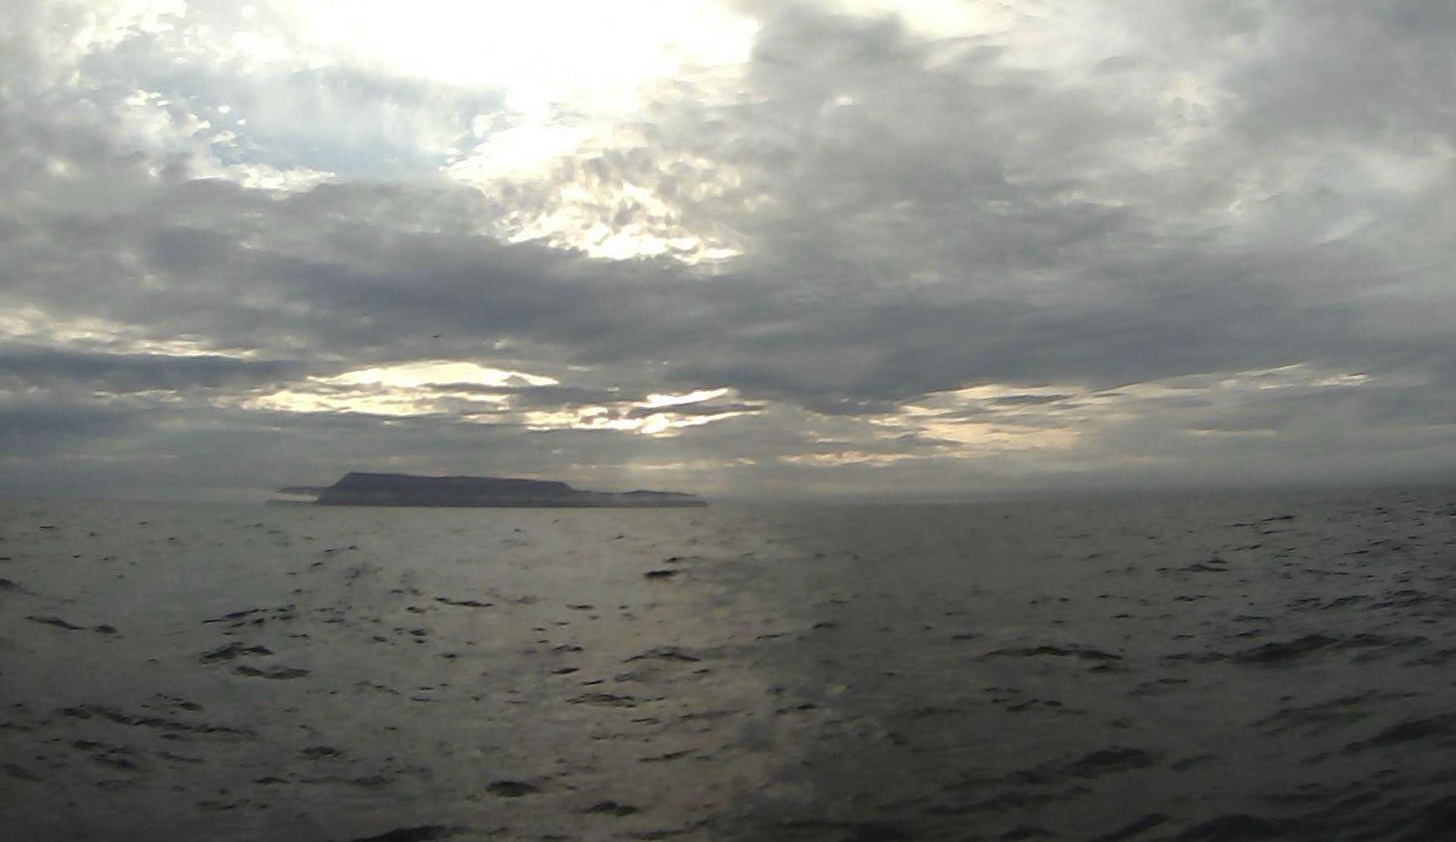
3 0 1455 501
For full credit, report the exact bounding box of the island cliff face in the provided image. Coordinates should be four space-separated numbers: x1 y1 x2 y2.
311 472 706 508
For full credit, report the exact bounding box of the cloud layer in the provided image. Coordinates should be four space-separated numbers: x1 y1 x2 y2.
3 0 1455 499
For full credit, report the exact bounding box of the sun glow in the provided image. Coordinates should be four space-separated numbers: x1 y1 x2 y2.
237 367 756 438
289 0 756 111
330 361 558 390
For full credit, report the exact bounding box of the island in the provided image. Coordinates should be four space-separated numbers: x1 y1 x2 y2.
281 472 706 508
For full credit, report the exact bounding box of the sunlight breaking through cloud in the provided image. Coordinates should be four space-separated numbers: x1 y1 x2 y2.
5 0 1456 496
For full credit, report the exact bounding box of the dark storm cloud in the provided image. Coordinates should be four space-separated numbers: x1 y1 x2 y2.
991 395 1078 407
0 347 303 392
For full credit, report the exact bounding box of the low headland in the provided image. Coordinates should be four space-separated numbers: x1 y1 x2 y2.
278 471 706 508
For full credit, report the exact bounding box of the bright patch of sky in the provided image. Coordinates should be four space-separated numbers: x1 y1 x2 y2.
289 0 755 112
60 0 758 256
329 361 558 390
241 364 752 438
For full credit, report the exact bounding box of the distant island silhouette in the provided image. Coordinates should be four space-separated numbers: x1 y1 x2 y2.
279 472 706 508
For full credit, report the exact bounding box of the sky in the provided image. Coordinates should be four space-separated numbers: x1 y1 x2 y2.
2 0 1455 501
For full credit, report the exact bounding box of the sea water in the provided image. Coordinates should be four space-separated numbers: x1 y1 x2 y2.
2 488 1455 841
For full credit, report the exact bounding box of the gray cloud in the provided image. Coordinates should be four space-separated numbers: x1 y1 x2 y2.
0 347 302 392
2 0 1456 497
0 403 137 449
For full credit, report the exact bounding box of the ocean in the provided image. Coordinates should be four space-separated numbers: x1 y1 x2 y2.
3 488 1456 841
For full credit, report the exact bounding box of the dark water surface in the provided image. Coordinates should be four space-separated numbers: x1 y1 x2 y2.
2 488 1455 840
729 493 1456 841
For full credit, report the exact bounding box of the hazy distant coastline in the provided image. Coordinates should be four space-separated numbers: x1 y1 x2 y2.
279 471 706 508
